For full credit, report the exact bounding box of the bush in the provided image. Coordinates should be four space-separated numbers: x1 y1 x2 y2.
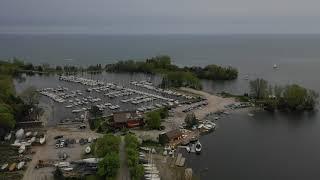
185 113 197 129
158 107 169 119
98 152 120 178
94 134 120 158
53 167 65 180
161 71 202 90
94 134 120 179
0 113 15 129
145 111 161 130
125 134 144 180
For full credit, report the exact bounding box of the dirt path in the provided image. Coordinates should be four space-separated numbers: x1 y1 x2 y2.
22 141 54 180
117 136 130 180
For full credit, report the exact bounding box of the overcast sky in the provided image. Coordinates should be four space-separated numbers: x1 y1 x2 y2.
1 0 320 34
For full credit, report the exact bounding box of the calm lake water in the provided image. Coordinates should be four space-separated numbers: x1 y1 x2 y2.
5 34 320 180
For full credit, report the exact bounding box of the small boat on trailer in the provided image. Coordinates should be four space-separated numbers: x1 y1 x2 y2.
17 161 25 170
1 163 8 171
40 136 46 144
4 133 11 141
19 145 26 154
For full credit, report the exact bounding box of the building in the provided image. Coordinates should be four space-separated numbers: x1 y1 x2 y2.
159 129 183 145
112 111 143 128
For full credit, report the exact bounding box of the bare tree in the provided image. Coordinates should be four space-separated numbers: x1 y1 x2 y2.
249 78 268 99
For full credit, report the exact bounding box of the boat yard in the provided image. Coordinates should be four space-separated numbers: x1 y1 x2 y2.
22 127 102 180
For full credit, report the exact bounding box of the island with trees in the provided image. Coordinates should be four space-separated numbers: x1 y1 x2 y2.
105 55 238 89
249 78 319 111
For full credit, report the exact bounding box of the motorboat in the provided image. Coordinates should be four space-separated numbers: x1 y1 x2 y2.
144 167 158 171
72 109 82 113
195 141 202 154
28 137 36 143
162 150 168 156
197 124 204 129
186 146 191 153
55 162 70 168
73 158 102 164
145 169 160 174
15 129 24 140
63 167 73 171
143 163 154 167
40 136 46 144
19 145 26 154
4 133 11 141
25 131 32 137
17 161 25 170
1 163 8 170
145 174 160 178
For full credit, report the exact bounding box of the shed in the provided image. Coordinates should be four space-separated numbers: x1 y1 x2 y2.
112 111 143 128
159 129 183 145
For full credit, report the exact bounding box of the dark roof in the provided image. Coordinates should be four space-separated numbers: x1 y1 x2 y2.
165 129 182 140
113 112 131 123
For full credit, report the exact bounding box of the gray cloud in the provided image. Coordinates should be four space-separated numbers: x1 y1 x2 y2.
1 0 320 34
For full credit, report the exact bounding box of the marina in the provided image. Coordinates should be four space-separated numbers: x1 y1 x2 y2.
35 75 196 125
9 72 246 180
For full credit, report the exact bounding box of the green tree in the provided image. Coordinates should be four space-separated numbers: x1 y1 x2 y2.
55 66 63 71
20 86 39 106
274 85 284 99
125 134 139 149
0 112 15 129
125 134 144 180
0 103 13 114
158 107 169 119
126 147 139 167
162 71 202 90
305 90 319 110
94 134 120 157
98 152 120 178
283 84 308 110
53 167 65 180
249 78 268 99
185 112 197 129
89 105 103 119
0 75 14 97
131 164 144 180
145 111 161 129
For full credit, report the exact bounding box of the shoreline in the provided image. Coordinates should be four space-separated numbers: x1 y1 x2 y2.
132 87 237 142
164 87 237 132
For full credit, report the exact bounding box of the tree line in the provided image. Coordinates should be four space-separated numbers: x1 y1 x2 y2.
93 134 121 179
125 134 144 180
249 78 319 111
3 56 238 90
0 60 42 138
